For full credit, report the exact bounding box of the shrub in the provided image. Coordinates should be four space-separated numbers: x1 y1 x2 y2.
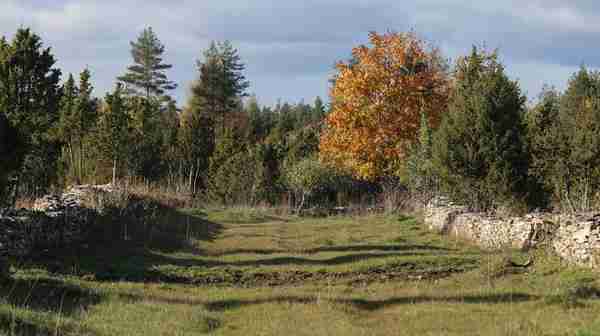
284 157 335 211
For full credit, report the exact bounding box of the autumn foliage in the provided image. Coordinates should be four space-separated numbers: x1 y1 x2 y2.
319 32 449 180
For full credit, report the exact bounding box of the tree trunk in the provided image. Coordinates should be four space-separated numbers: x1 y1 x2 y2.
11 174 20 209
112 158 117 186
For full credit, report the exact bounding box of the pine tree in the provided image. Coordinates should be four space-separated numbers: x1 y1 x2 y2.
192 41 249 134
432 47 529 212
118 27 176 100
0 28 62 202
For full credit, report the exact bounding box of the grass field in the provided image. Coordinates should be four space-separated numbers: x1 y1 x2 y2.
2 208 600 335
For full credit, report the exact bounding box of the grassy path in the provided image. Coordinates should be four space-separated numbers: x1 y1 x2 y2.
1 209 600 335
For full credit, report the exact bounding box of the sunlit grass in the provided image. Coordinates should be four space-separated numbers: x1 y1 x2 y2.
1 209 600 335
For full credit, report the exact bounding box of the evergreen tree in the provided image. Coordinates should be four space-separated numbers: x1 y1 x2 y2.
274 102 295 139
161 98 180 178
0 111 23 204
405 112 437 204
526 86 561 207
118 27 176 99
57 69 98 184
125 95 164 180
245 95 263 142
432 48 529 212
193 41 249 134
251 143 283 204
96 84 129 185
207 128 246 203
312 96 326 123
534 67 600 212
178 103 215 196
0 28 62 201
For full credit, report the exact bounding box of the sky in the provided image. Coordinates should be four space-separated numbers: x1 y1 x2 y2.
1 0 599 107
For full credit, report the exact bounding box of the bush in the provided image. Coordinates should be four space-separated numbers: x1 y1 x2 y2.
284 157 335 211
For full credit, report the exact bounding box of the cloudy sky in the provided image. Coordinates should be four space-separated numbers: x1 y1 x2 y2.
1 0 597 106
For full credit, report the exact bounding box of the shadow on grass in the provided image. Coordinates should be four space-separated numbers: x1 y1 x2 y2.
0 278 102 316
201 293 538 312
338 293 537 311
205 244 452 257
0 278 101 336
88 206 224 253
16 209 224 281
0 310 94 336
149 251 445 269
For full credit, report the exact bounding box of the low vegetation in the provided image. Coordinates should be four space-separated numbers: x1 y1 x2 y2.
1 209 600 335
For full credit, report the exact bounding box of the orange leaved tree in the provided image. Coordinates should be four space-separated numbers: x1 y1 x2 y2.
319 31 449 180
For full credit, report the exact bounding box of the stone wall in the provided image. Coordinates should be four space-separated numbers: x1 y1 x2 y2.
0 185 113 277
424 199 599 269
552 214 600 268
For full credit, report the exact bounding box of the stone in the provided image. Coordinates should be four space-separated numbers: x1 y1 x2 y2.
424 201 600 270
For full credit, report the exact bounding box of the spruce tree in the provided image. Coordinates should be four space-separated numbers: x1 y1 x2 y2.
432 48 529 212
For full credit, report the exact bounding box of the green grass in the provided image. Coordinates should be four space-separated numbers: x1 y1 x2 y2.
2 210 600 335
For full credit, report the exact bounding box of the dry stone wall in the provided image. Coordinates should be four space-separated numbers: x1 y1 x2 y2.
552 214 600 268
0 185 114 277
424 199 600 270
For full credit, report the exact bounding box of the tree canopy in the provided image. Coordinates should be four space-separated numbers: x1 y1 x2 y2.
320 31 449 180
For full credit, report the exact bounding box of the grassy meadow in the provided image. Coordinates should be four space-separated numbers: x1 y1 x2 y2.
1 208 600 335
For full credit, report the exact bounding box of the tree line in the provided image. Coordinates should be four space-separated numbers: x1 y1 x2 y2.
322 31 600 214
0 27 337 209
4 28 600 214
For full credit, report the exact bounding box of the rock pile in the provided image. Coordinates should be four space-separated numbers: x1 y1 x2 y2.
424 199 599 270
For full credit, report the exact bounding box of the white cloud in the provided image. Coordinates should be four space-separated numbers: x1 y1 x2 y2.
1 0 600 106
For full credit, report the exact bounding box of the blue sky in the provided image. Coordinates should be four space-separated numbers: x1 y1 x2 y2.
1 0 598 107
